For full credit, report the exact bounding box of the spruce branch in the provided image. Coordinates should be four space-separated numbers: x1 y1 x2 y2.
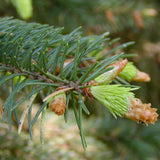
0 17 158 148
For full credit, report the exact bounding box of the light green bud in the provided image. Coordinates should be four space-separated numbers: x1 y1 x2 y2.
95 68 116 85
118 62 137 81
91 85 135 118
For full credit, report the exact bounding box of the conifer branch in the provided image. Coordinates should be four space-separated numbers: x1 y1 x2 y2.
0 17 158 148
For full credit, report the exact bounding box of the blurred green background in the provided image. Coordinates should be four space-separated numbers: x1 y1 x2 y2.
0 0 160 159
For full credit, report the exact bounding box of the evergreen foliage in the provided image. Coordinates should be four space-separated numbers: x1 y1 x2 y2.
0 17 141 148
0 1 159 158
